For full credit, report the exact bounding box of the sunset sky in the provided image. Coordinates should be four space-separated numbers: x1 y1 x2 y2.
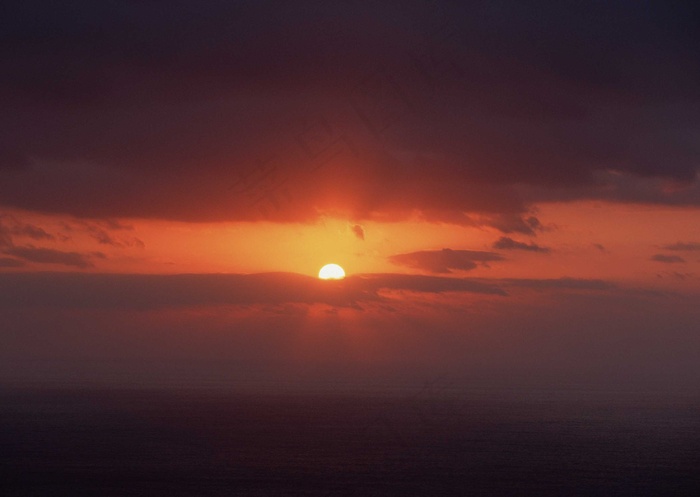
1 1 699 393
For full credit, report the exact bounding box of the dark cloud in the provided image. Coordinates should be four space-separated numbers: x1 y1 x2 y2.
0 1 699 223
0 257 24 268
0 272 630 311
2 246 100 268
0 218 55 247
9 224 54 241
495 277 615 292
388 248 504 273
350 224 365 240
0 226 11 248
651 254 686 264
0 271 509 310
85 225 119 245
657 271 695 281
354 273 507 296
81 222 145 248
0 272 352 309
520 171 700 208
493 236 551 253
663 242 700 251
488 215 544 236
5 270 695 394
45 219 145 247
0 216 143 265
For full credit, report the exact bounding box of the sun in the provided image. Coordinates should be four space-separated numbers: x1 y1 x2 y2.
318 263 346 280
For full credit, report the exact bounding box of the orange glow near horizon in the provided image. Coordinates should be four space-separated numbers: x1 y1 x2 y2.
1 203 700 290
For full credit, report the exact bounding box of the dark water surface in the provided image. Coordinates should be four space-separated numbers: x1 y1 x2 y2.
1 387 698 496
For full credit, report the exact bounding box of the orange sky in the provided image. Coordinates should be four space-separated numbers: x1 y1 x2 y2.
2 202 699 292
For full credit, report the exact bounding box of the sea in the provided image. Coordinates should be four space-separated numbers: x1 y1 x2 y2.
1 386 698 496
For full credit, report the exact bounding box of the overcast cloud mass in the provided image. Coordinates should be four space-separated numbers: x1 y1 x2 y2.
1 1 699 227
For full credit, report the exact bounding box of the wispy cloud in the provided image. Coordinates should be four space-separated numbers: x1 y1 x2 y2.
350 224 365 241
0 218 55 245
2 246 102 268
388 249 504 273
493 236 551 253
493 277 615 291
651 254 686 264
75 221 146 248
662 242 700 251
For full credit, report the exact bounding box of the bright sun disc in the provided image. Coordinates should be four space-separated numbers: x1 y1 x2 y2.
318 263 345 280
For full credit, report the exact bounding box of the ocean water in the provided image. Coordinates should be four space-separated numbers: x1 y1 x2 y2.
1 387 698 496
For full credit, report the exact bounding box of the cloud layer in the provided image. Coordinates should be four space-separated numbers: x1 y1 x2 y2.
492 237 551 253
0 271 622 311
0 271 511 310
651 254 686 264
0 271 697 393
388 249 504 273
1 1 699 225
0 218 108 268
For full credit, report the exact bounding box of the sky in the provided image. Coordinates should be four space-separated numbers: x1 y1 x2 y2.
1 0 699 393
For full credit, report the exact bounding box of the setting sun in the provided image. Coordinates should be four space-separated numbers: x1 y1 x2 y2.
318 263 346 280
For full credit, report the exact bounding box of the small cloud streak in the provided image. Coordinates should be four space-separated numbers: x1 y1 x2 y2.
350 224 365 240
0 218 55 245
488 215 544 236
495 277 615 291
493 236 551 253
657 271 695 281
651 254 686 264
663 242 700 251
79 221 146 248
2 246 101 268
355 273 507 296
11 224 55 241
388 248 504 274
